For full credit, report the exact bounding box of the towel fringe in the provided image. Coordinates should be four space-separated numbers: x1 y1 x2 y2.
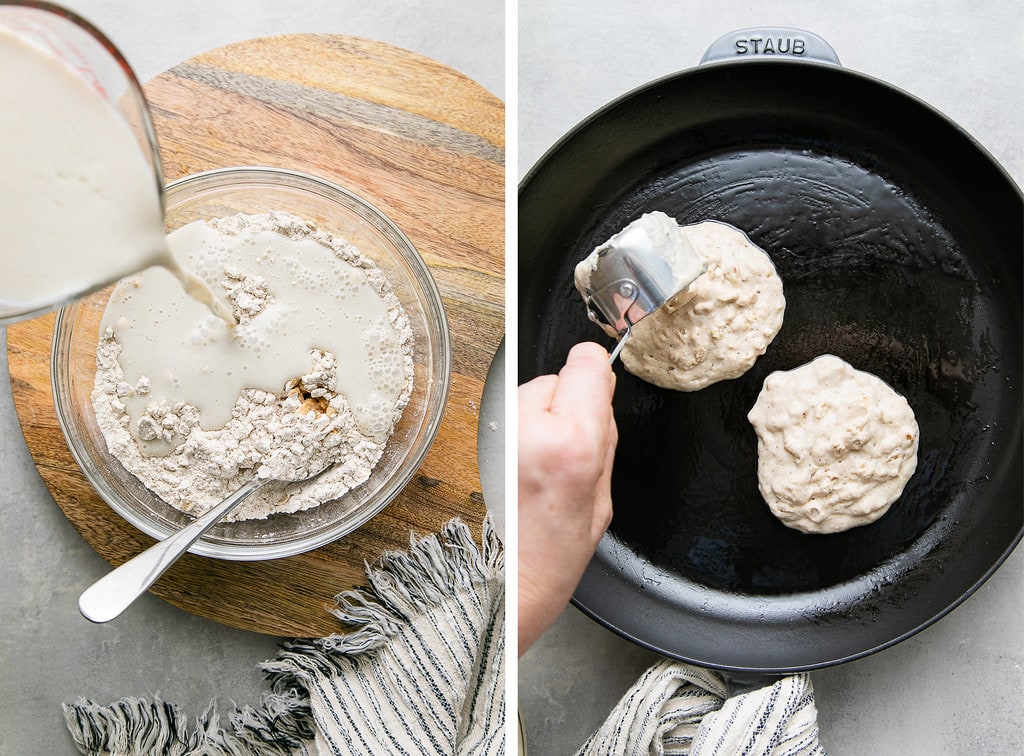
264 518 502 681
63 518 500 756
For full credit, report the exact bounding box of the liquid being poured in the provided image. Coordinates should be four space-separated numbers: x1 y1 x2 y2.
101 217 411 454
0 27 233 324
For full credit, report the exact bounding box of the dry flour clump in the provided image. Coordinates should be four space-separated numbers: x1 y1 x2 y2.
91 212 414 521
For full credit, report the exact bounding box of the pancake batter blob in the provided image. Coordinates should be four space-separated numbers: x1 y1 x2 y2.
617 220 785 391
747 354 919 534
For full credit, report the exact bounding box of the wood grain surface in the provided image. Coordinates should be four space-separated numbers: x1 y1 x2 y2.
6 35 503 637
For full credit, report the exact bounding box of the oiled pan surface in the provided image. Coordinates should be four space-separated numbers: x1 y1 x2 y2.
519 61 1022 671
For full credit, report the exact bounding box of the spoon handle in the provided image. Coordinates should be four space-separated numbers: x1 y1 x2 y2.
78 478 263 623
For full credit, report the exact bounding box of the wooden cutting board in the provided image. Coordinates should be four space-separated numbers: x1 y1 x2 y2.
6 34 503 637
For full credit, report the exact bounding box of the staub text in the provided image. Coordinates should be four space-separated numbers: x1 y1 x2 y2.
734 36 806 55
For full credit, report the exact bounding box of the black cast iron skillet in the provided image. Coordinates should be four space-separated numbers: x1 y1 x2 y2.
519 29 1022 673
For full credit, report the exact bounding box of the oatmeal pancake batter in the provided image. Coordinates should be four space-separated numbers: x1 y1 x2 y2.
617 220 785 391
747 354 919 534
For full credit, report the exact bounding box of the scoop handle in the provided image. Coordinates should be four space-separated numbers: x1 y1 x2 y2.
78 478 262 623
608 326 632 365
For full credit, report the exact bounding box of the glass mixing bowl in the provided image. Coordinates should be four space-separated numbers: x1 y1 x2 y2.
52 166 451 559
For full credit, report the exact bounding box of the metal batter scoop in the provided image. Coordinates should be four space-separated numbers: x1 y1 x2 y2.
578 213 706 363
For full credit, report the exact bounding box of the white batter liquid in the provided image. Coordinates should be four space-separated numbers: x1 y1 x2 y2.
747 354 919 534
101 214 411 456
0 28 232 323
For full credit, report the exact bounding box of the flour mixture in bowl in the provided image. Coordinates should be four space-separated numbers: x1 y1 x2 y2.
614 220 785 391
747 354 920 534
91 211 414 521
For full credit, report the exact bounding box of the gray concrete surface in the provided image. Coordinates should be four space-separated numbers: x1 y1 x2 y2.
0 2 502 753
518 2 1023 755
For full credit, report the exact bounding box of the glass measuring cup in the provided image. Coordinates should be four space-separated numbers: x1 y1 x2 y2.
0 1 164 324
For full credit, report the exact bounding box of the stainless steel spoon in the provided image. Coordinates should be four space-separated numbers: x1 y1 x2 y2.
79 476 263 623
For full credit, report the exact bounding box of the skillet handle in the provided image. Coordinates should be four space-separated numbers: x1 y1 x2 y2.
701 28 841 66
722 671 782 698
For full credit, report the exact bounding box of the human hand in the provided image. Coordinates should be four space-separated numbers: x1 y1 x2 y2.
518 342 618 654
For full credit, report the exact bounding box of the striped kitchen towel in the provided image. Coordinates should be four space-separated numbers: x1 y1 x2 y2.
576 658 825 756
63 518 505 755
